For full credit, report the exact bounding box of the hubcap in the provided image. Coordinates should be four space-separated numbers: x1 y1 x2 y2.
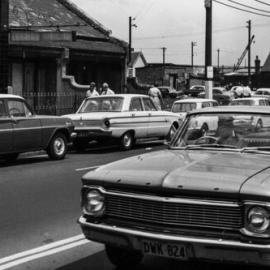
54 137 65 156
123 134 131 147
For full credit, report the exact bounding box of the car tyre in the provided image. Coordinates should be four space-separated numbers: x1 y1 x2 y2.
255 119 263 131
120 131 134 150
166 123 178 141
3 153 19 162
200 123 209 135
105 245 143 268
47 132 67 160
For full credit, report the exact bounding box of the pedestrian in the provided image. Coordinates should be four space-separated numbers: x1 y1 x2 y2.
101 82 115 95
243 85 252 97
86 82 99 98
148 83 163 110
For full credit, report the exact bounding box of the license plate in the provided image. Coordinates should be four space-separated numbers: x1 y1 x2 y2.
142 240 187 259
77 132 89 137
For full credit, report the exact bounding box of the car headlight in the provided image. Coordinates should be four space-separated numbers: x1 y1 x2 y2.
247 206 270 234
83 189 105 217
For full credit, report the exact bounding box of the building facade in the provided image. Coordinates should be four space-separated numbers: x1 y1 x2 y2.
8 0 127 114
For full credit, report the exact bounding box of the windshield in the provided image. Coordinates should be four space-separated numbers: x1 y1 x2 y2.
172 112 270 150
78 97 124 113
172 103 196 113
230 100 253 106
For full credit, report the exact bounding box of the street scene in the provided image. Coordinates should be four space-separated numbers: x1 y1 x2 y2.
2 0 270 269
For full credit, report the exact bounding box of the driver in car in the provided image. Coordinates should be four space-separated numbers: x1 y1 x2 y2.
216 116 243 147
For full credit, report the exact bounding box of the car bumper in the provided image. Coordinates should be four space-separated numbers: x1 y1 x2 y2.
78 216 270 266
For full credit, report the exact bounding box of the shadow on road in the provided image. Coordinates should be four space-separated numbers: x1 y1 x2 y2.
55 251 266 270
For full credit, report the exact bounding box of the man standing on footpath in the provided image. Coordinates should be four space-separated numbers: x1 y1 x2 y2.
148 83 163 110
86 82 99 98
101 82 115 95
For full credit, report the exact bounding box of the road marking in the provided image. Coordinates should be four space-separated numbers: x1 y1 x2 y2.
0 234 87 269
75 165 101 172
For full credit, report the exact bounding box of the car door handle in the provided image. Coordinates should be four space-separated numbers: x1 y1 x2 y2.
148 113 152 116
131 113 135 117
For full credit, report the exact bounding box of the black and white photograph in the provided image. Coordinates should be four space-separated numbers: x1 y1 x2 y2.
1 0 270 269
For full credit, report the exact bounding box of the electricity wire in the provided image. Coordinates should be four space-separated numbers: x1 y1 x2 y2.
254 0 270 7
213 0 270 17
227 0 270 13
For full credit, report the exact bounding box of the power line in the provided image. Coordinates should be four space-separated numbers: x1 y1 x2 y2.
227 0 270 13
213 0 270 17
254 0 270 7
136 0 156 23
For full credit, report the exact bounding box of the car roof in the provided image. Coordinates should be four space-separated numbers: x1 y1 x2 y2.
0 94 24 99
189 106 270 116
231 97 268 101
173 98 216 104
256 88 270 92
86 94 148 99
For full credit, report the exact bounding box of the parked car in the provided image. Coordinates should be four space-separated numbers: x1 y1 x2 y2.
184 85 205 97
158 86 178 98
63 94 181 151
198 87 231 105
230 97 270 106
79 106 270 268
0 94 74 161
252 88 270 100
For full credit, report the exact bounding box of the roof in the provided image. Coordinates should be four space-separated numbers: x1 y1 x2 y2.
174 98 216 104
189 106 270 116
129 51 147 67
85 94 149 100
9 0 127 54
0 94 24 99
262 53 270 72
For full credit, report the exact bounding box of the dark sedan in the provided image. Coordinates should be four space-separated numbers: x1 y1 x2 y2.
198 87 231 105
79 106 270 268
0 94 74 161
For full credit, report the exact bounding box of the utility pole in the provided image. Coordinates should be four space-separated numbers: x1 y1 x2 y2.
217 48 220 71
205 0 213 99
161 47 166 65
0 0 9 93
247 20 251 86
128 16 137 64
191 41 197 68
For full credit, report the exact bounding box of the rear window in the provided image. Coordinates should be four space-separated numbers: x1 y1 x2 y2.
0 100 7 117
172 102 196 113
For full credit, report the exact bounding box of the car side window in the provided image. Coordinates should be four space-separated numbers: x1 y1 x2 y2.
259 100 265 106
202 102 210 108
7 100 32 117
0 100 7 118
142 98 157 111
129 98 143 111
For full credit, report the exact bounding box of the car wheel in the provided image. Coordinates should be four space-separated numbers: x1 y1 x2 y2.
166 123 178 141
256 119 263 131
120 131 134 150
200 123 209 135
2 153 19 162
73 139 89 152
105 245 143 268
47 133 67 160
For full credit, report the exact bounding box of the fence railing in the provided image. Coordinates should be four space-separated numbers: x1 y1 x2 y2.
23 92 86 115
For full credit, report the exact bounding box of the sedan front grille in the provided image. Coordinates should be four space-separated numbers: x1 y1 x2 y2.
105 193 243 231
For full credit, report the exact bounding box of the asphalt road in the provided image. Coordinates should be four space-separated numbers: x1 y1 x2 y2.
0 141 267 270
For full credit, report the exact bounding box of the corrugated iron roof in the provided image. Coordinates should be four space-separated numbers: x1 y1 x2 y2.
9 0 127 54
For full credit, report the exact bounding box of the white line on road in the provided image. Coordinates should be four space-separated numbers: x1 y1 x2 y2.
0 234 86 267
75 165 101 172
0 239 90 270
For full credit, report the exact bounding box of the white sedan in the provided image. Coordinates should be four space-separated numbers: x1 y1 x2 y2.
63 94 181 150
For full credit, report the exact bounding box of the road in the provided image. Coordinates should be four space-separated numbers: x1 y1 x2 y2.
0 141 267 270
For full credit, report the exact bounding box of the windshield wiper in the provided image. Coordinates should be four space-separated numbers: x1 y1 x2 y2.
240 147 270 153
183 144 238 150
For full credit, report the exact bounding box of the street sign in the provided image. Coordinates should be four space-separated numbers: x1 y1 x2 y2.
10 30 76 42
207 66 213 79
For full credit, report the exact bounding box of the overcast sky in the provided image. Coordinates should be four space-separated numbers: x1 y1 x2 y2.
71 0 270 67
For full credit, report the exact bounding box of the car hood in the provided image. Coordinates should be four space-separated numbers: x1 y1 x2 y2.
82 150 270 199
